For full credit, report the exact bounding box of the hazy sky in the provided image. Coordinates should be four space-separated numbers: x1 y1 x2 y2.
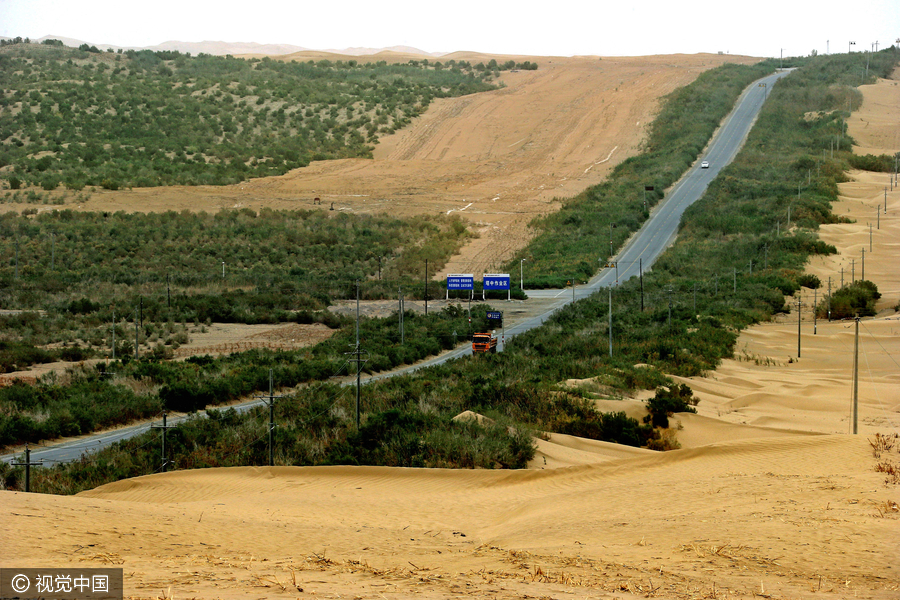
1 0 898 58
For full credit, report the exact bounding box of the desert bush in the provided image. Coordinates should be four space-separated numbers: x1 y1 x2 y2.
797 273 821 289
644 384 698 428
848 153 897 172
827 280 881 319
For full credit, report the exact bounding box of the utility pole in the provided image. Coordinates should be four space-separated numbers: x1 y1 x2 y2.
398 287 404 345
797 295 802 358
111 309 116 362
827 277 832 321
356 281 361 429
12 445 42 493
861 248 865 281
609 223 613 258
639 258 644 311
667 287 673 327
255 369 284 467
268 370 275 466
813 288 817 335
346 281 367 430
608 286 612 358
134 309 139 361
520 258 526 292
851 316 859 434
851 258 855 283
151 412 175 473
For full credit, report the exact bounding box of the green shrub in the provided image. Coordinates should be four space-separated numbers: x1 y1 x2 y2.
644 384 698 428
828 280 880 319
848 153 897 172
797 273 821 289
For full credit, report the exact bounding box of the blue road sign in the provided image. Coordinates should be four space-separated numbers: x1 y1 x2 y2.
486 311 502 320
446 274 474 290
483 274 510 290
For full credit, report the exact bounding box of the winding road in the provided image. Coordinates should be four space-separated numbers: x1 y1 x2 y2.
1 69 791 467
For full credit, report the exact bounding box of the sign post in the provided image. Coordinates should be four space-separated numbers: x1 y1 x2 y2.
483 273 511 301
643 185 654 211
487 311 504 350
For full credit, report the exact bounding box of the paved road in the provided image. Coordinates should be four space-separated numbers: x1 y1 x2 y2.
1 70 790 466
392 69 792 366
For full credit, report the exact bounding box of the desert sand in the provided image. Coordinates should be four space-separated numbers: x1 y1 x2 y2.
3 64 899 600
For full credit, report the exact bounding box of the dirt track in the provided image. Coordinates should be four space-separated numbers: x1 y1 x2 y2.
61 53 759 276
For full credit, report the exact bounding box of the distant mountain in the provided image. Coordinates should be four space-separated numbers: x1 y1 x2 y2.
25 35 440 57
152 40 311 56
325 46 442 57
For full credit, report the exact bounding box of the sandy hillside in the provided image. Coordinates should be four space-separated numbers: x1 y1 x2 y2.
57 53 759 276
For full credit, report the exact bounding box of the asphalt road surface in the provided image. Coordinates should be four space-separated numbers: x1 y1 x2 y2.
1 69 791 467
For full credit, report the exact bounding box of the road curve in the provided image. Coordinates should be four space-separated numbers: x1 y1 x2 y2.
1 70 790 466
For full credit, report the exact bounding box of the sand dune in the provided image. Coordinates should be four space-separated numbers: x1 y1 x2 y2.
4 435 896 599
530 431 654 469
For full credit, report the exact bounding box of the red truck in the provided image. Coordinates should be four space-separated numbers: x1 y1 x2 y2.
472 332 498 354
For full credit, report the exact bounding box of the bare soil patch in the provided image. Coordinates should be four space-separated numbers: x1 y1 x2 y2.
171 322 335 359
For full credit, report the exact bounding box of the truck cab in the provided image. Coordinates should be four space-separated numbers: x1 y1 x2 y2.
471 332 498 354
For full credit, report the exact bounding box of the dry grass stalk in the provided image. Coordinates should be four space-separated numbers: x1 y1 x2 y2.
875 460 900 484
80 552 124 564
869 433 897 458
872 499 900 518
